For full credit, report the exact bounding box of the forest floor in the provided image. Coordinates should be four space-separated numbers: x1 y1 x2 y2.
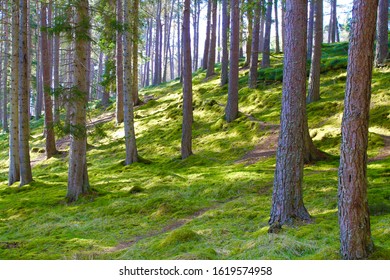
0 43 389 260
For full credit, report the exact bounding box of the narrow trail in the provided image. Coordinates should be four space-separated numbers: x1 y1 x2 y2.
106 197 241 254
368 134 390 163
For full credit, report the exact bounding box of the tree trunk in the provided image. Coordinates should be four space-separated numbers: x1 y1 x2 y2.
116 0 124 124
245 0 254 67
8 0 20 186
181 0 193 159
220 0 229 86
269 0 311 230
338 0 378 260
132 0 141 105
2 4 9 133
281 0 285 51
328 0 337 43
261 0 273 68
203 0 212 70
375 0 388 66
249 0 262 88
307 0 323 103
258 6 265 52
18 0 33 187
41 2 57 159
225 0 240 122
123 0 138 165
217 1 221 63
274 0 280 54
153 2 162 85
177 0 182 78
206 0 218 77
307 0 314 60
67 0 90 202
53 6 60 124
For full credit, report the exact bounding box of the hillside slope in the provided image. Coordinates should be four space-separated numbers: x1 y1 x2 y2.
0 43 389 259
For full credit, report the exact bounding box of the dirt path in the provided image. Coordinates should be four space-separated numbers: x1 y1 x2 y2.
368 134 390 162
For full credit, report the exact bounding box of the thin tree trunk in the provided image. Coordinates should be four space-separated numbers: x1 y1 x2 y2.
67 0 90 202
307 0 314 60
181 0 193 159
217 1 221 63
53 6 60 124
123 0 138 165
375 0 388 66
225 0 240 122
206 0 218 77
269 0 311 230
132 0 141 105
18 0 33 187
274 0 280 54
261 0 273 68
177 0 182 77
220 0 229 86
2 4 9 133
281 0 285 51
338 0 378 260
115 0 124 123
41 2 57 158
203 0 212 70
9 0 20 186
307 0 323 103
249 0 262 88
245 0 254 67
259 7 265 52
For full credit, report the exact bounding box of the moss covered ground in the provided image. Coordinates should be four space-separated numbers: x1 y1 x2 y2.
0 43 389 259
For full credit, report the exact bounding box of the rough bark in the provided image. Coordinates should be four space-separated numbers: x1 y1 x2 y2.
245 0 254 67
338 0 378 260
269 0 311 230
249 0 262 88
328 0 337 43
123 0 138 165
53 7 60 124
206 0 218 77
67 0 90 202
41 2 57 159
1 4 9 133
375 0 389 66
203 0 212 70
261 0 273 68
225 0 240 122
181 0 193 159
18 0 33 187
8 0 20 186
220 0 229 86
307 0 323 103
116 0 124 124
132 0 141 105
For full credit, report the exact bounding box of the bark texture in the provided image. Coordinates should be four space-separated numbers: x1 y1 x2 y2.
269 0 311 230
249 0 262 88
18 0 33 187
375 0 389 66
116 0 124 124
203 0 212 70
67 0 90 201
225 0 240 122
8 0 20 186
181 0 193 159
220 0 229 86
338 0 378 260
206 0 218 77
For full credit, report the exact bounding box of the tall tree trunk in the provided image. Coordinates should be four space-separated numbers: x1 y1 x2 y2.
245 0 254 67
281 0 286 51
53 6 60 124
269 0 311 231
307 0 323 103
181 0 193 159
35 7 43 120
206 0 218 77
19 0 33 187
217 1 221 63
261 0 273 68
338 0 378 260
328 0 337 43
41 2 57 159
274 0 280 54
258 6 265 52
249 0 262 88
220 0 229 86
101 56 110 108
9 0 20 186
153 2 162 85
375 0 388 66
203 0 212 70
307 0 314 60
132 0 141 105
177 0 182 78
116 0 124 124
123 0 138 165
2 4 9 133
67 0 90 202
225 0 240 122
